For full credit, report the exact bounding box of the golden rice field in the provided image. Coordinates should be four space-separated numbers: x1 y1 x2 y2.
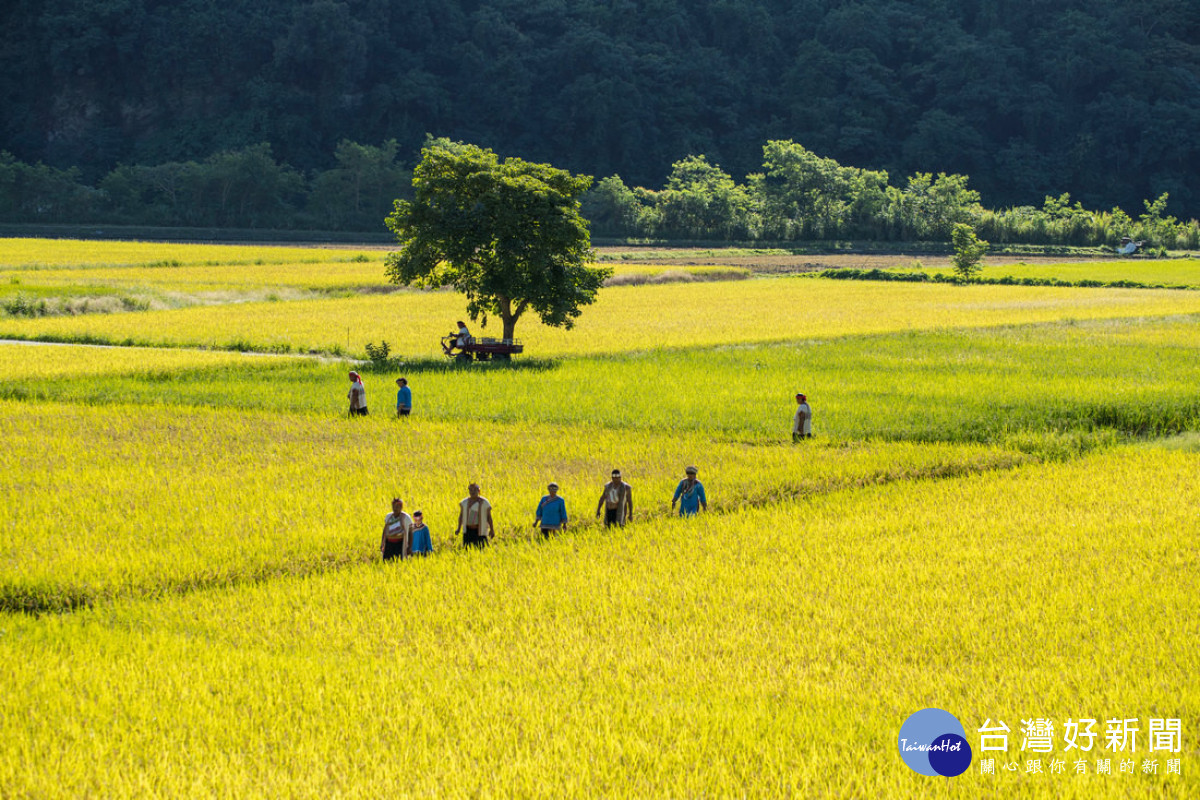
1 239 1197 797
0 341 292 378
1 450 1194 797
0 237 377 268
5 277 1200 358
949 258 1200 287
2 259 392 293
0 398 1029 610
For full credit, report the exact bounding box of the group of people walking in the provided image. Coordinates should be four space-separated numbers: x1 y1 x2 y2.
380 466 716 560
354 347 814 560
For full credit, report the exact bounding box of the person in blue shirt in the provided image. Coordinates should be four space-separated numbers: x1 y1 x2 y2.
534 482 568 539
395 377 412 417
409 509 433 556
671 466 707 516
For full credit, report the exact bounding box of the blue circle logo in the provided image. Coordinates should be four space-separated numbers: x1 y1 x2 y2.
898 708 973 777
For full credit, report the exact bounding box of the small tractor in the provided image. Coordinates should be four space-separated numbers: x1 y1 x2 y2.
440 333 524 362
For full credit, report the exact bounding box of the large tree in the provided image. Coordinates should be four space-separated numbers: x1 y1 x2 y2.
385 138 610 343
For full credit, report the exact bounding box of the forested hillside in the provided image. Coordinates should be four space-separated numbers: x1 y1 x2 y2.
2 0 1198 216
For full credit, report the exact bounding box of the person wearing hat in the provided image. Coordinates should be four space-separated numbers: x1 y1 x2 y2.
395 377 412 417
671 466 707 516
793 393 812 441
596 469 633 528
380 497 412 561
409 509 433 556
347 371 368 416
534 482 569 539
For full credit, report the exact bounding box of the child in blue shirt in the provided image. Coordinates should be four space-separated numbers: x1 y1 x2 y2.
409 510 433 555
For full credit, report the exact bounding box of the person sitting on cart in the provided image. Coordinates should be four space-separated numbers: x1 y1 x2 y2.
445 320 471 354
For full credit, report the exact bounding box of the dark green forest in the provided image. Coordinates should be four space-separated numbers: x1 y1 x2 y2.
2 0 1198 234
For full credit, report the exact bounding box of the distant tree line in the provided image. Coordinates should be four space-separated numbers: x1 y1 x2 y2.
0 141 410 231
4 138 1196 249
583 141 1200 249
2 0 1198 219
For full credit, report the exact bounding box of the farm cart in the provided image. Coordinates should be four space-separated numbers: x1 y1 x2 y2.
441 334 524 362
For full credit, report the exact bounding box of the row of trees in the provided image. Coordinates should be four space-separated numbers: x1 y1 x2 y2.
0 141 410 230
4 138 1198 249
584 141 1200 249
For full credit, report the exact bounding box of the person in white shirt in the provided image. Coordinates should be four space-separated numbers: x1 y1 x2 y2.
347 371 368 416
380 498 412 561
456 483 494 548
793 393 812 441
595 469 633 527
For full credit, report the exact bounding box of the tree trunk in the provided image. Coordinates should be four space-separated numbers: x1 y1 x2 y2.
497 295 525 342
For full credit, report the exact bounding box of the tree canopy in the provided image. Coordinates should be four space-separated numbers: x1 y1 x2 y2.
384 139 609 342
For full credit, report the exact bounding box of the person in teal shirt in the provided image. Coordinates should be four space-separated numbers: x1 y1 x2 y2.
395 377 412 417
671 466 707 516
535 482 568 539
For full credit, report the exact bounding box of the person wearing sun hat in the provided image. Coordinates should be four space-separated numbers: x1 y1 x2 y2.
793 392 812 441
671 465 707 516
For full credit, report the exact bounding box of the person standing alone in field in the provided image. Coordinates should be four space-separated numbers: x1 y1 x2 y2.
457 483 494 549
348 371 368 416
381 498 412 561
671 466 707 516
596 469 633 527
395 377 412 417
534 482 568 539
793 393 812 441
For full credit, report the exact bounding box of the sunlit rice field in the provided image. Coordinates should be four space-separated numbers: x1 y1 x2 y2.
0 237 380 268
0 449 1194 797
1 259 393 293
1 238 1196 797
5 315 1198 444
5 278 1200 358
916 257 1200 287
0 399 1030 610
